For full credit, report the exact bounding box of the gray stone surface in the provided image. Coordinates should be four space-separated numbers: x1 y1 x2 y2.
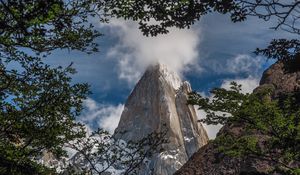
258 60 300 97
114 64 209 175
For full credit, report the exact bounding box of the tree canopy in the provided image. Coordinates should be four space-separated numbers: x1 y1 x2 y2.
0 0 96 173
1 0 179 174
0 0 166 174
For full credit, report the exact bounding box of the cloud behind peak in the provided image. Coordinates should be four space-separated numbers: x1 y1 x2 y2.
106 19 201 84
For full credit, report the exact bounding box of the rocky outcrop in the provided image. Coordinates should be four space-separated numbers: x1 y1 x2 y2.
174 125 278 175
114 64 209 175
258 60 300 97
175 61 300 175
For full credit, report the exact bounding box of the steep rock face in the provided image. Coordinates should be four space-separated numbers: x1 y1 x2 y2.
114 64 209 175
175 61 300 175
259 61 300 97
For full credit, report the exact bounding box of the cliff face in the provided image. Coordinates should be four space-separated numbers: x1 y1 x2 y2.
175 61 300 175
258 61 300 97
114 64 208 175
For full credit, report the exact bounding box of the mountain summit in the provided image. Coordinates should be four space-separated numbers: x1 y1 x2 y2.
114 63 208 175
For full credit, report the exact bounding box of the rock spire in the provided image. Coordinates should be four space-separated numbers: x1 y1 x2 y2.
114 63 208 175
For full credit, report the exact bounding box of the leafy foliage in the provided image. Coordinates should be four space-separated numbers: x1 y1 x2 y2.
0 0 103 54
104 0 246 36
102 0 300 36
188 82 300 174
0 0 100 174
0 147 55 175
255 39 300 61
0 53 89 174
0 0 172 174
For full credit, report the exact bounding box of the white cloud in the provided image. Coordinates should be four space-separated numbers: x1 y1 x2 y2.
221 76 260 94
226 54 265 75
99 105 123 134
79 98 124 134
84 98 98 111
207 54 266 76
106 19 201 84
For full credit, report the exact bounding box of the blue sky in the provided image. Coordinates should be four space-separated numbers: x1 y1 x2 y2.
43 13 297 138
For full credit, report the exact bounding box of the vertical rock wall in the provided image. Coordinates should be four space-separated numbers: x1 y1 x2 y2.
114 64 208 175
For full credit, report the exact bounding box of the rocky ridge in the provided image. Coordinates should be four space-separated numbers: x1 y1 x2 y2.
114 63 209 175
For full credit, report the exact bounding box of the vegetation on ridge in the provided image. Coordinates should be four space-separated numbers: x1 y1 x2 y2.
189 81 300 174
